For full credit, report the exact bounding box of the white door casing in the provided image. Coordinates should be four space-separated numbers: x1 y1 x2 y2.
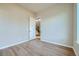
29 16 36 40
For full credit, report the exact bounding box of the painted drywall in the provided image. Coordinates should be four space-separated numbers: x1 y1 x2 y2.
77 4 79 44
73 4 79 56
38 4 73 47
0 4 34 49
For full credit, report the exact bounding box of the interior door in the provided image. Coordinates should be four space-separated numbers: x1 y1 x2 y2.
29 17 36 40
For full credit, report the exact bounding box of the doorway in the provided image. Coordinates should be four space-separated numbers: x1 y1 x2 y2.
29 16 40 40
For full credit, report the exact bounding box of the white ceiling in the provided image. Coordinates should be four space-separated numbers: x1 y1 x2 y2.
19 3 54 14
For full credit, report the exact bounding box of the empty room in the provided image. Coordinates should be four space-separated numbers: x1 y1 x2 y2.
0 3 78 56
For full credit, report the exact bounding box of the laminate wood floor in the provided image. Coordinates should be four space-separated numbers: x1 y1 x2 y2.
0 39 75 56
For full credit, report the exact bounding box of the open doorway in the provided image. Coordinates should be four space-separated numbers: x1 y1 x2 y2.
35 18 40 40
29 16 40 40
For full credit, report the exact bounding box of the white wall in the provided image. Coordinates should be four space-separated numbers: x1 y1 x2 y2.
38 4 73 47
0 4 34 49
73 4 79 56
77 4 79 44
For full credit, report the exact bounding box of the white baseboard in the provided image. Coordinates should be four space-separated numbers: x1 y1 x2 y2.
0 40 30 50
72 47 79 56
41 40 73 48
1 39 78 56
41 40 79 56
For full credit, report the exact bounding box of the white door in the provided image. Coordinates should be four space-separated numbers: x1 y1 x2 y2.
29 17 36 40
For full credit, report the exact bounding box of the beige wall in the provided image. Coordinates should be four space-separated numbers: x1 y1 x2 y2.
0 4 34 49
38 4 73 47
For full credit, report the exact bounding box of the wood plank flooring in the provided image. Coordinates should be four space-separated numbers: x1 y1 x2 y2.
0 39 75 56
